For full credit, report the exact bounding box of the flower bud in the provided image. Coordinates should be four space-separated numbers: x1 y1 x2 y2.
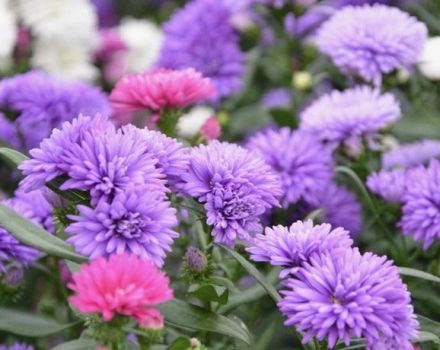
185 247 208 273
292 71 313 91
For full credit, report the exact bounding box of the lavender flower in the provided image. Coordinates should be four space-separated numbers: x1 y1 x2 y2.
400 160 440 249
182 141 282 247
66 186 178 266
0 343 34 350
247 220 352 277
0 70 111 150
300 86 401 144
261 88 292 109
279 248 419 349
246 128 333 206
382 139 440 170
158 0 245 99
367 168 407 203
315 4 427 85
305 183 362 236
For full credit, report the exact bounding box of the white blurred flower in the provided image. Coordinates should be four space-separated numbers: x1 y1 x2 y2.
119 18 163 73
418 37 440 81
0 0 17 64
32 38 98 82
177 106 215 138
16 0 98 47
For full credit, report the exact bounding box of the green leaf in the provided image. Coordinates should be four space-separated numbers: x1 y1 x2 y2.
418 314 440 338
417 331 440 344
187 284 229 305
0 308 79 337
399 267 440 284
51 339 97 350
167 337 192 350
158 299 252 346
0 204 87 263
217 244 281 303
0 147 29 167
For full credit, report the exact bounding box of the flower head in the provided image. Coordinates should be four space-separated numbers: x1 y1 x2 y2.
183 141 282 246
109 68 215 114
0 71 111 150
367 168 407 203
279 248 418 349
300 86 400 144
382 139 440 170
66 186 178 266
399 160 440 249
247 220 352 277
0 113 20 150
246 128 333 206
315 4 427 85
158 0 245 99
68 253 173 327
0 343 34 350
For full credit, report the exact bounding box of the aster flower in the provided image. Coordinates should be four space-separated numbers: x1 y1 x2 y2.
305 183 362 236
399 160 440 249
246 128 333 206
367 168 407 203
177 106 215 139
158 0 245 99
109 68 215 114
0 343 34 350
68 253 173 327
121 125 189 191
261 88 292 109
247 220 352 277
0 113 20 150
0 70 111 149
66 186 177 266
278 248 419 349
382 139 440 170
182 141 282 246
315 4 427 85
19 115 116 192
300 86 401 145
418 37 440 81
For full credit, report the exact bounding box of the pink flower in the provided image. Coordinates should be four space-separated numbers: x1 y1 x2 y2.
200 116 221 140
109 68 216 113
68 254 173 328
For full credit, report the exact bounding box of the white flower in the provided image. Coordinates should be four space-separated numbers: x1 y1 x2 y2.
418 37 440 80
0 0 17 63
16 0 98 47
177 106 215 138
32 38 98 82
118 18 163 73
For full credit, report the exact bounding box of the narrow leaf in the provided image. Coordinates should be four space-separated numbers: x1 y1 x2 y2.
158 299 252 345
217 244 281 303
51 339 97 350
0 204 87 263
167 337 192 350
0 308 78 337
418 314 440 338
399 267 440 284
0 147 28 167
417 331 440 344
187 284 229 305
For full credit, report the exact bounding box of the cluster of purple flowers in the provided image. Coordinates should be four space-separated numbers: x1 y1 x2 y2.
246 218 418 348
0 70 110 150
19 115 184 266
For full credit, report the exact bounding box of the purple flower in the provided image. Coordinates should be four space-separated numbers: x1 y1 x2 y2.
300 86 401 144
0 70 111 150
285 6 335 37
261 88 292 109
182 141 282 247
246 128 333 206
315 5 427 85
278 248 418 349
120 126 189 191
305 183 362 236
367 168 407 203
247 220 352 277
399 160 440 249
66 186 178 267
158 0 245 99
382 139 440 170
0 343 34 350
0 113 20 149
0 189 54 270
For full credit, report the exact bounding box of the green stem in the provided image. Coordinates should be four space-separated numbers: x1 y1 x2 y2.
156 108 181 137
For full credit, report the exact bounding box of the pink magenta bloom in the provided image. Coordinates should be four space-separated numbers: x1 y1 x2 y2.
109 68 216 113
200 116 221 140
68 254 173 327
